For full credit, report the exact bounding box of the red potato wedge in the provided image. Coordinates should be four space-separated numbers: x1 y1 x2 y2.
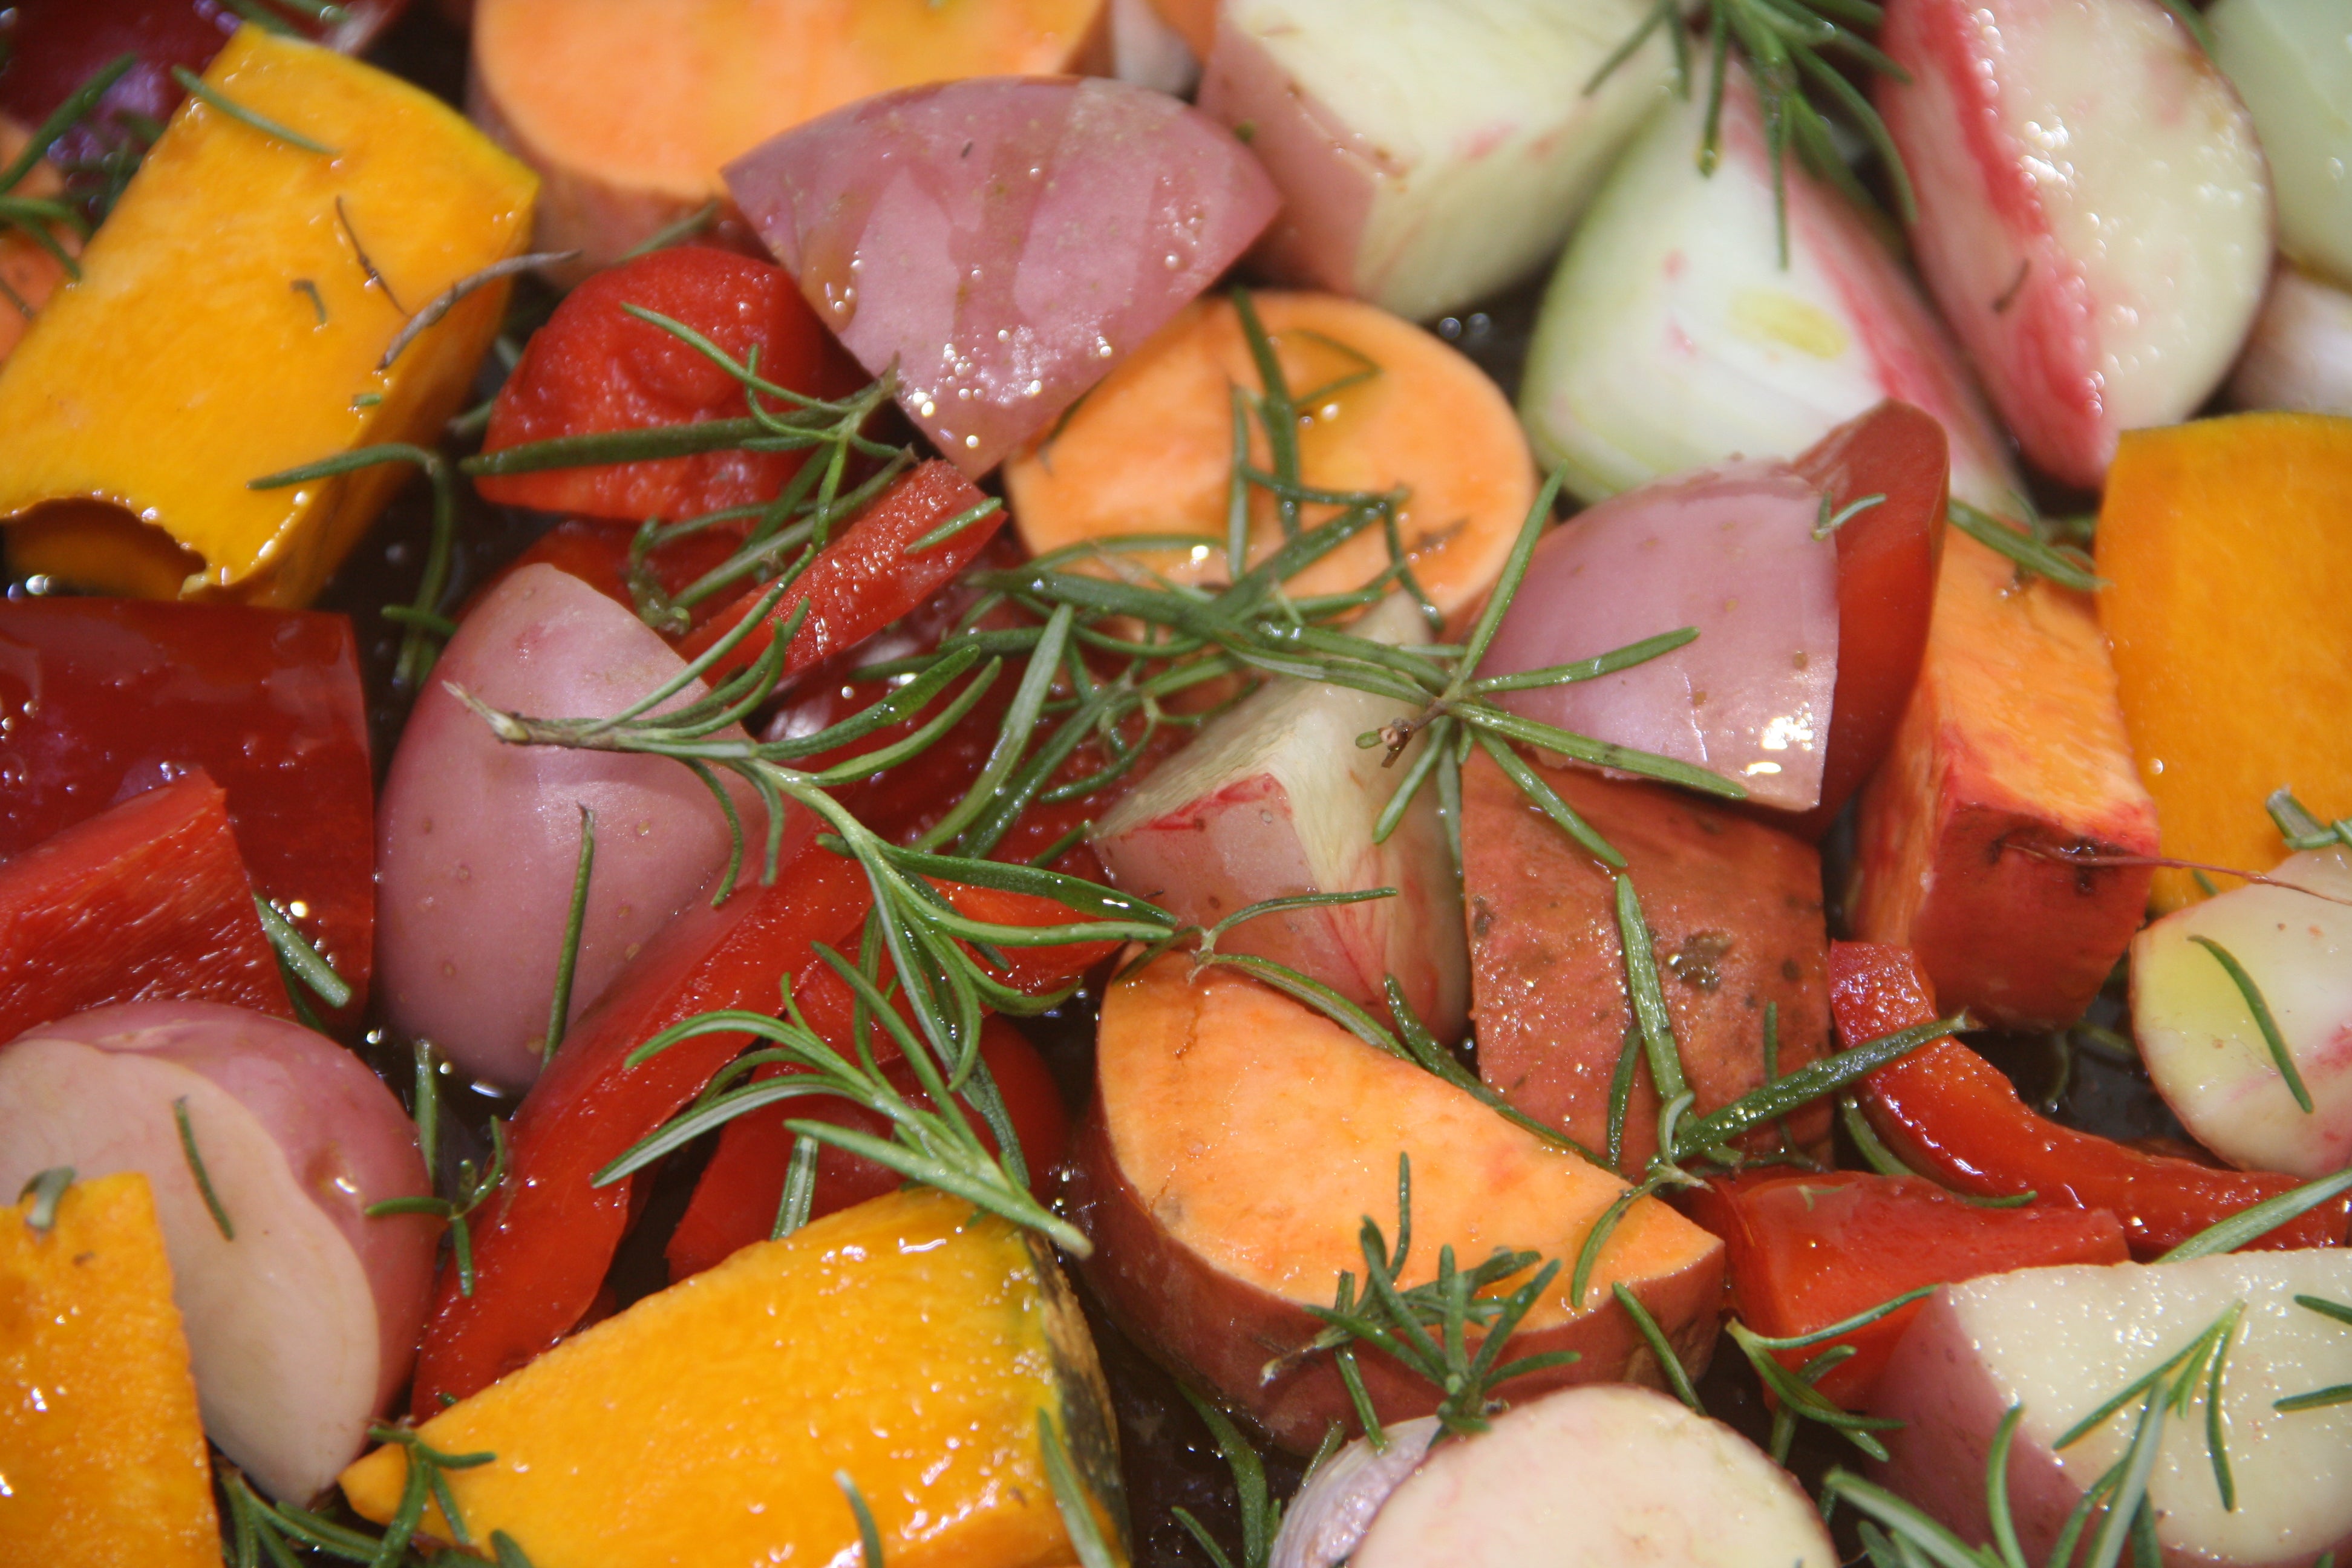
1342 1385 1837 1568
1090 595 1468 1036
1877 0 2273 487
1871 1252 2352 1567
376 564 756 1090
2230 266 2352 417
0 773 292 1040
466 0 1110 277
1196 0 1674 322
1460 751 1832 1178
726 75 1276 476
1061 953 1726 1453
0 1001 434 1503
1846 530 2157 1028
1518 51 2022 514
1005 292 1537 618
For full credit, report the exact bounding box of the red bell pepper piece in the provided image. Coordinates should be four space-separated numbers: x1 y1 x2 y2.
411 815 874 1413
0 598 373 1021
1686 1170 2127 1408
663 1016 1071 1282
476 247 860 522
0 771 292 1040
678 460 1007 680
1835 941 2349 1256
1786 401 1949 840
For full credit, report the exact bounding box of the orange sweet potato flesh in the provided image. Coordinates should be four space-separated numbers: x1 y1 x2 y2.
1062 953 1725 1453
1847 530 2157 1027
1461 751 1832 1178
2097 413 2352 912
0 1172 218 1568
1004 292 1536 618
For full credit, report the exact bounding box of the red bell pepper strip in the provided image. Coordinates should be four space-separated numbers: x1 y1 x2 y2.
679 459 1007 680
663 1016 1071 1282
411 814 873 1414
475 246 861 522
1685 1169 2127 1408
0 599 374 1022
1836 941 2350 1256
0 772 293 1040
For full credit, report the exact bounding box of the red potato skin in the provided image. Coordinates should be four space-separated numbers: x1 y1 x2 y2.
1059 1103 1722 1454
1837 942 2349 1256
1785 400 1950 840
476 247 863 522
0 599 374 1025
0 773 292 1040
1462 751 1832 1178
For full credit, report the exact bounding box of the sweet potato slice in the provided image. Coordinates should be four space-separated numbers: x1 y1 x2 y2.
1846 530 2157 1027
1460 751 1832 1178
468 0 1110 274
1062 953 1725 1452
2096 413 2352 910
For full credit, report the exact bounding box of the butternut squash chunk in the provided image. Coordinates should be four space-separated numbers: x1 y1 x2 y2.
0 1171 217 1568
0 25 537 606
340 1187 1127 1568
1847 531 2158 1027
2097 413 2352 910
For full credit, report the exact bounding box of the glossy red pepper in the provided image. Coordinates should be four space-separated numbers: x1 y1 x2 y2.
663 1017 1071 1282
1685 1169 2127 1408
0 598 373 1022
475 247 860 522
411 815 874 1413
678 460 1007 679
1786 400 1949 839
0 771 292 1040
1835 941 2350 1256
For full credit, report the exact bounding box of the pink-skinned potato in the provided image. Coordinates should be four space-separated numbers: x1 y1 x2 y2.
1060 953 1725 1453
1089 595 1467 1036
1340 1386 1837 1568
0 1001 434 1503
377 564 755 1091
725 74 1277 475
1877 0 2273 487
1518 49 2022 514
1872 1253 2352 1567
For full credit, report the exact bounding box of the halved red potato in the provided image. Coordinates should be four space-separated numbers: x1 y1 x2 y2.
1061 953 1726 1452
2230 266 2352 417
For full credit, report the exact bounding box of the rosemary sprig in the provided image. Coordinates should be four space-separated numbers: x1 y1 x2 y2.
2188 935 2313 1114
2266 788 2352 853
1170 1387 1282 1568
169 68 338 157
1950 498 2108 593
378 252 579 373
2274 1294 2352 1414
366 1041 509 1296
18 1166 73 1233
1039 1412 1122 1568
174 1096 235 1240
1838 1095 2035 1207
2157 1166 2352 1263
837 1472 887 1565
619 198 722 261
543 806 596 1061
253 893 352 1013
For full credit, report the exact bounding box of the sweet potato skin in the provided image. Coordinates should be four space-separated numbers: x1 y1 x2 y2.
1462 751 1832 1176
1847 530 2157 1027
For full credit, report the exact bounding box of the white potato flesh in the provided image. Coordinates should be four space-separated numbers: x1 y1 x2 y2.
2132 847 2352 1178
376 565 754 1091
1110 0 1200 96
0 1002 436 1503
1089 595 1468 1036
2230 266 2352 417
1197 0 1674 322
1877 0 2273 487
1348 1385 1837 1567
2211 0 2352 285
1518 54 2021 512
1872 1253 2352 1567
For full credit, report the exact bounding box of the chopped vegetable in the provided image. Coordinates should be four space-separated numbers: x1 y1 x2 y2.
2096 412 2352 910
1461 751 1831 1178
2211 0 2352 284
0 25 537 604
1194 0 1675 321
727 74 1276 474
2229 264 2352 417
0 773 292 1038
0 1169 219 1568
1837 941 2350 1255
1063 952 1725 1452
344 1187 1131 1567
1847 530 2157 1027
1005 291 1535 616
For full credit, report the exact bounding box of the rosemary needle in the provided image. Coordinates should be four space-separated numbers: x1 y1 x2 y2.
169 68 339 157
174 1096 235 1241
2190 935 2314 1114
